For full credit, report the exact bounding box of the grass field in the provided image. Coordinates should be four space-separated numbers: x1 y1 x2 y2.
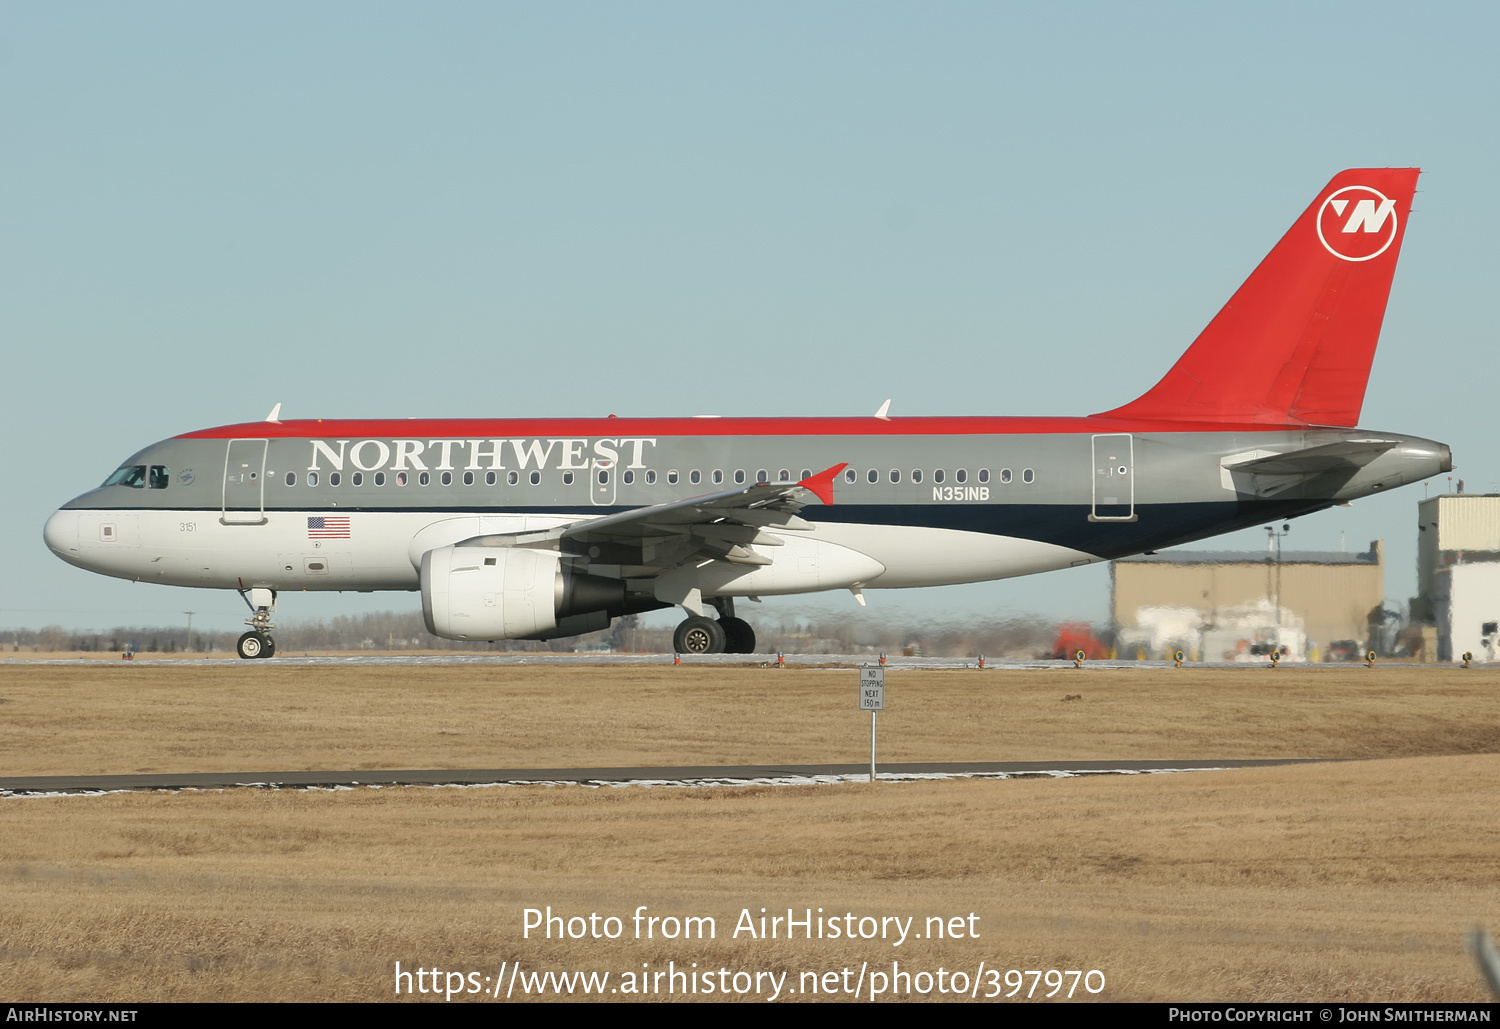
1 663 1497 1002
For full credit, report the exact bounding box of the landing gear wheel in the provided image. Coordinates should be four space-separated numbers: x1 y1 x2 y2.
674 616 727 655
237 631 268 660
259 635 276 659
719 617 756 654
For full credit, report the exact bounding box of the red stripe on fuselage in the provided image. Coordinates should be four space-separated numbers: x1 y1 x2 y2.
176 415 1313 441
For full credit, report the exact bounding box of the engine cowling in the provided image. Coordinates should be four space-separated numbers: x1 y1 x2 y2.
420 545 628 641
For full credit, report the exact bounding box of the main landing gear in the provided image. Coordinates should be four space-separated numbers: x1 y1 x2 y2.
236 587 278 660
672 600 757 655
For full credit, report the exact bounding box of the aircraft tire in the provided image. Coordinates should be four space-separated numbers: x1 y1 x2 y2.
674 616 726 655
719 617 756 654
260 634 276 659
237 631 265 660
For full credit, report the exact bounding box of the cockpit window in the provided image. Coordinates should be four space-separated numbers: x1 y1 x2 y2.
149 465 169 489
103 465 147 488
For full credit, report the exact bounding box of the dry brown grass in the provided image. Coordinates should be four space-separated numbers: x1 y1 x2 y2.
0 663 1497 1002
1 664 1497 776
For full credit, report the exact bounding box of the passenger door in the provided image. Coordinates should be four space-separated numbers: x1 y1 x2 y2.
222 438 268 525
1090 434 1136 522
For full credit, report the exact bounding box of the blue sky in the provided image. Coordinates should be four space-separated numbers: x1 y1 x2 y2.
3 3 1495 635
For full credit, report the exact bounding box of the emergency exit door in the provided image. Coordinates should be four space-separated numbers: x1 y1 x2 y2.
590 459 617 506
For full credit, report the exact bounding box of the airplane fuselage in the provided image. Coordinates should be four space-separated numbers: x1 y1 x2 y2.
45 416 1450 597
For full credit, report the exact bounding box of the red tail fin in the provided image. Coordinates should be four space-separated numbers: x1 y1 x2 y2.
1096 168 1420 426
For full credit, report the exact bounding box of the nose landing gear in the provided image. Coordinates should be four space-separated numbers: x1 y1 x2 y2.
236 631 275 660
236 587 278 660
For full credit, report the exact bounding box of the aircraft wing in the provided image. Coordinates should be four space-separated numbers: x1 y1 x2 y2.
456 463 848 569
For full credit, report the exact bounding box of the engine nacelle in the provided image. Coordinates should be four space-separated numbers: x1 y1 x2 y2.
420 545 628 641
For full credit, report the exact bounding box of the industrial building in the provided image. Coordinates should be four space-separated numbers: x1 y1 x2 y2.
1111 542 1385 662
1413 494 1500 661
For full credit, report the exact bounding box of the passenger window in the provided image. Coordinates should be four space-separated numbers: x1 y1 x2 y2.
734 470 746 484
418 471 429 486
800 469 811 480
690 470 701 484
508 470 519 485
956 469 967 483
1000 468 1012 484
284 472 296 487
755 470 768 484
623 470 635 484
912 469 923 483
463 471 474 486
867 469 878 483
978 469 989 484
149 465 169 489
713 470 723 484
440 471 451 486
934 469 945 483
330 473 341 487
486 471 497 485
778 469 790 482
530 471 541 485
645 470 656 484
394 472 406 486
598 469 610 485
376 472 387 486
890 470 901 483
563 471 575 485
1022 468 1035 483
352 472 364 486
844 469 857 484
308 472 319 487
667 470 679 484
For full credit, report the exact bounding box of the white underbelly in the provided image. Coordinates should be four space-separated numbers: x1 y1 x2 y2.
46 509 1101 594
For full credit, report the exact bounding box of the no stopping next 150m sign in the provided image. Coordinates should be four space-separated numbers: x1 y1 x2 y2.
860 667 884 711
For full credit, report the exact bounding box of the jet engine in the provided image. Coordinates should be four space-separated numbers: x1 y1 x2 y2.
420 545 626 641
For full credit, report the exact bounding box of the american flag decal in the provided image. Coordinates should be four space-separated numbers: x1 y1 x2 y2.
307 516 351 539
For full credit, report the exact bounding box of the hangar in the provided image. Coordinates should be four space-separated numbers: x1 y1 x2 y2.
1111 543 1385 662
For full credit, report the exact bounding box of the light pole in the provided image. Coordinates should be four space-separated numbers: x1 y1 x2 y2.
1263 524 1290 629
184 611 195 653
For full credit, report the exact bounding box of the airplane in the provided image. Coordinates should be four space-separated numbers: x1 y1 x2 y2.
44 168 1451 660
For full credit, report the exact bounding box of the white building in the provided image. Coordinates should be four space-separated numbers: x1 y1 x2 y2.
1415 495 1500 661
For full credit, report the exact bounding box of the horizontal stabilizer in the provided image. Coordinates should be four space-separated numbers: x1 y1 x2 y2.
1231 439 1400 476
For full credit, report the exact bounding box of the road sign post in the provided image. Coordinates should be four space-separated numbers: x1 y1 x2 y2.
859 666 885 782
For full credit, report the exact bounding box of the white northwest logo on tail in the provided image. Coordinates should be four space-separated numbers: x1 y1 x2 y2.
1317 185 1398 262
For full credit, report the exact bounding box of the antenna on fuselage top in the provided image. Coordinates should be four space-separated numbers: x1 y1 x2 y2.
265 403 282 424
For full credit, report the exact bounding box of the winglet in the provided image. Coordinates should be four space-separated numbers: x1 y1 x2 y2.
798 463 847 505
874 399 891 420
265 403 283 424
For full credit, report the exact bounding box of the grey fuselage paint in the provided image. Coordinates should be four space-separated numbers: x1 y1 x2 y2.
47 422 1451 595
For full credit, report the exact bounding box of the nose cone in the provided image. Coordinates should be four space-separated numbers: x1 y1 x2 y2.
43 508 79 562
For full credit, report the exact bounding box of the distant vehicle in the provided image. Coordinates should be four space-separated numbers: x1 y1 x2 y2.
1052 623 1108 661
46 169 1451 659
1326 639 1363 662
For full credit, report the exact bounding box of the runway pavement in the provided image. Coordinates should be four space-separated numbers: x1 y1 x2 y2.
0 651 1407 669
0 759 1323 796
